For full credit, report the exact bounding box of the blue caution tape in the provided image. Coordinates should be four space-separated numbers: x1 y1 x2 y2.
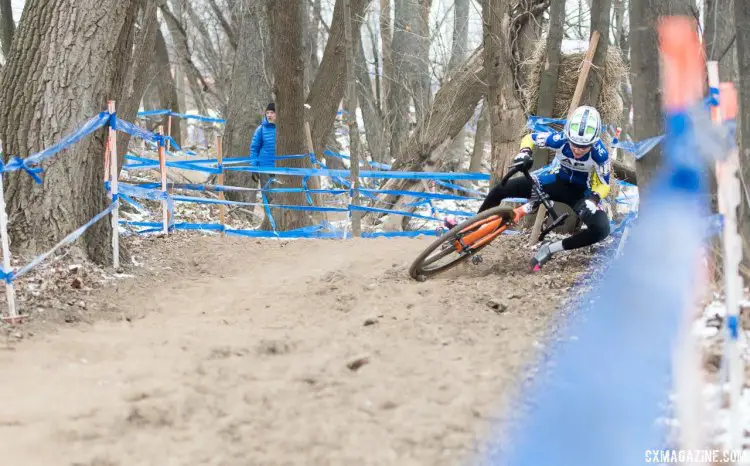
224 165 491 181
0 112 110 179
493 93 716 466
727 315 739 340
434 180 487 196
136 109 226 124
14 200 118 280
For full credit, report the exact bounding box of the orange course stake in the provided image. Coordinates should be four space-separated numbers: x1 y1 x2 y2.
658 17 705 112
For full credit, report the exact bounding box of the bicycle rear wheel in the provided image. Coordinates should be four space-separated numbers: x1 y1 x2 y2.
408 206 515 280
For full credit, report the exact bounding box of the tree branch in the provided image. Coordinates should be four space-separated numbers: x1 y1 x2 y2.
208 0 238 50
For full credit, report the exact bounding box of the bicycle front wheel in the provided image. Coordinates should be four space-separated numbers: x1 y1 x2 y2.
408 206 515 280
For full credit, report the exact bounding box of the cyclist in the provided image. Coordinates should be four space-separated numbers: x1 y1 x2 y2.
449 105 612 269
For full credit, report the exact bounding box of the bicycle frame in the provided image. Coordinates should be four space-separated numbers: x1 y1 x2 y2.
452 163 569 252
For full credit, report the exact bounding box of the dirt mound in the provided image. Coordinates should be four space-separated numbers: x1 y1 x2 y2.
0 232 606 465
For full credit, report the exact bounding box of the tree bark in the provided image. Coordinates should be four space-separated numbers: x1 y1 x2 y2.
469 99 490 172
704 0 738 84
117 0 159 169
380 0 393 161
388 0 431 159
532 0 565 170
735 0 750 269
581 0 611 106
160 2 212 115
484 0 525 182
305 0 370 163
0 0 139 262
0 0 14 58
208 0 238 51
222 0 271 204
356 35 385 163
629 0 663 191
440 0 470 172
269 0 314 230
154 28 183 146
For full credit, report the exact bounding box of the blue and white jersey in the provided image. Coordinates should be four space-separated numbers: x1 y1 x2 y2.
524 131 611 199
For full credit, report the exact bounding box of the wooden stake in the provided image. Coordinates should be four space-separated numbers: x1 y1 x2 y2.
707 61 744 452
108 101 120 270
158 125 169 235
166 114 173 152
216 135 226 235
529 31 600 245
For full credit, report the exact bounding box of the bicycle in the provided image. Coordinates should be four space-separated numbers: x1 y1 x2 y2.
408 159 570 281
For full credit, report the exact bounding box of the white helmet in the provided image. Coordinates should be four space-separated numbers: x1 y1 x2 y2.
565 105 602 147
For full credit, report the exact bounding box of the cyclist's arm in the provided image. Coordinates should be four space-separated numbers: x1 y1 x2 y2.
520 131 566 152
589 143 611 199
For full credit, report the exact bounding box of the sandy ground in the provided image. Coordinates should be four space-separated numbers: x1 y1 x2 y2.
0 233 598 466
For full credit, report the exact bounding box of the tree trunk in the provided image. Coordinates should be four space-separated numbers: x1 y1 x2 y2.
614 0 632 133
160 2 212 116
356 35 385 163
117 0 159 169
484 0 525 182
389 0 431 159
380 0 393 160
208 0 238 50
0 0 138 263
704 0 738 84
155 28 183 147
581 0 611 106
373 50 485 208
447 0 469 74
629 0 663 191
269 0 314 230
310 0 321 77
469 99 490 172
532 0 565 170
222 0 272 204
305 0 370 161
439 0 471 172
0 0 14 58
735 0 750 269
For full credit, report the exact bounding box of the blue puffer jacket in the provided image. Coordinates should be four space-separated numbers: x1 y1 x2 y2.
249 117 276 167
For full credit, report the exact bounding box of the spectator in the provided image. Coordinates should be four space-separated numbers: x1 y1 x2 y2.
249 102 277 203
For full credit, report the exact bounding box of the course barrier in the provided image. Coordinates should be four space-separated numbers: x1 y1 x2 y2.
485 19 742 464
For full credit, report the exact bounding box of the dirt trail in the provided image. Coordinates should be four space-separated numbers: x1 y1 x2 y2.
0 235 594 466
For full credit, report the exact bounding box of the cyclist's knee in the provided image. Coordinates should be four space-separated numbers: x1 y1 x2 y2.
588 211 610 242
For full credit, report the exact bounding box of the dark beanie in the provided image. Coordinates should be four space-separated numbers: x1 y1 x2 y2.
266 102 275 112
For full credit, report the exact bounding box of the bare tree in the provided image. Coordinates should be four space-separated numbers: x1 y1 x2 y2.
484 0 526 181
388 0 432 158
469 100 490 172
0 0 14 58
154 28 183 146
0 0 139 262
268 0 314 230
581 0 611 105
735 0 750 267
305 0 370 161
439 0 471 172
532 0 565 170
380 0 393 158
222 0 272 204
629 0 662 190
704 0 738 83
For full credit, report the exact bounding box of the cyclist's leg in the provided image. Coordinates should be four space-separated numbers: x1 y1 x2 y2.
542 182 610 251
530 178 607 268
562 204 610 250
478 175 533 213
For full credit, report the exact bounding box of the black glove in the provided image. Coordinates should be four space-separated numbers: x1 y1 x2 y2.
512 149 533 171
574 194 600 221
